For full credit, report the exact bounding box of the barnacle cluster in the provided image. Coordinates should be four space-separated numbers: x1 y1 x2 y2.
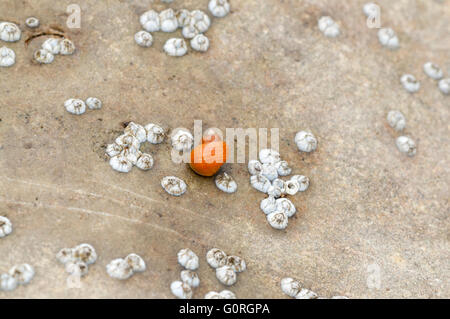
170 248 200 299
34 37 75 64
206 248 246 286
1 264 35 292
56 243 97 278
106 253 146 280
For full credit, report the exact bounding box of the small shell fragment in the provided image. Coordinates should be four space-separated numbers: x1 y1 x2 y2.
106 258 134 280
171 280 193 299
208 0 231 18
190 34 209 52
250 174 271 193
134 30 153 48
140 10 160 32
0 46 15 67
161 176 187 196
34 49 54 64
160 9 179 32
64 98 86 115
400 74 420 93
177 248 199 270
0 22 21 42
378 28 399 50
215 172 237 193
206 248 227 268
42 38 61 55
267 211 288 230
164 38 188 57
180 270 200 288
248 160 263 175
225 256 246 273
145 123 165 144
438 78 450 95
25 17 40 28
276 198 296 218
423 62 443 80
125 253 146 273
260 196 277 215
0 273 18 291
396 136 416 157
171 129 193 151
136 153 154 170
281 277 301 297
86 97 102 110
0 216 12 238
387 110 406 131
318 16 340 38
8 264 35 285
59 38 76 55
215 265 237 286
295 131 317 152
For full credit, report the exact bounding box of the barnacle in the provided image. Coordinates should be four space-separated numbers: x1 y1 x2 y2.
318 16 340 38
106 258 133 280
208 0 231 18
171 281 193 299
59 38 75 55
281 277 301 297
0 273 18 291
86 97 102 110
206 248 227 268
160 9 179 32
134 30 153 48
56 247 75 264
136 153 154 170
171 129 193 151
276 198 296 217
285 180 299 195
190 34 209 52
124 122 147 143
34 49 54 64
423 62 443 80
42 38 61 55
25 17 40 28
125 253 146 273
387 110 406 131
110 155 133 173
438 78 450 95
215 172 237 193
145 123 165 144
396 136 416 157
248 160 263 175
9 264 35 285
65 260 89 277
180 270 200 288
266 211 288 230
0 216 12 238
250 174 271 193
164 38 187 57
378 28 399 50
106 143 122 157
190 10 210 33
261 163 278 181
177 248 199 270
290 175 309 192
295 131 317 152
260 196 277 215
140 10 160 32
215 265 236 286
0 46 15 67
182 25 199 39
205 290 236 299
400 74 420 93
225 256 246 273
259 148 280 164
161 176 187 196
295 288 318 299
64 99 86 115
272 179 287 195
0 22 21 42
73 243 97 265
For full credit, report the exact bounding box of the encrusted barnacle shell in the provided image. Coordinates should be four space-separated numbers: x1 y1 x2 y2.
261 163 278 181
73 243 97 265
0 46 15 67
25 17 40 28
272 179 287 195
0 216 12 238
190 34 209 52
295 131 317 152
295 288 318 299
134 30 153 48
140 10 160 32
145 123 165 144
190 10 210 33
171 280 193 299
208 0 231 18
65 260 89 277
216 265 237 286
124 122 147 143
64 99 86 115
177 248 199 270
259 148 281 164
106 258 133 280
225 256 246 273
248 159 263 175
180 270 200 288
285 180 299 195
9 264 35 285
250 174 271 193
42 38 61 55
164 38 188 57
423 62 443 80
400 74 420 93
59 38 75 55
318 16 340 38
396 136 416 157
276 198 296 217
275 160 291 176
86 97 102 110
34 49 54 64
267 185 282 198
215 172 237 193
0 22 21 42
136 153 154 170
281 277 301 297
267 211 288 230
125 253 146 273
206 248 227 268
161 176 187 196
171 129 193 151
290 175 310 192
378 28 399 50
182 25 199 39
160 8 179 32
387 110 406 131
176 9 192 28
260 196 277 215
110 155 133 173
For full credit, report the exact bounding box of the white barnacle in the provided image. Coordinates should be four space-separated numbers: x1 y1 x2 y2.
261 163 278 181
0 22 21 42
56 248 74 264
363 3 379 17
318 16 340 38
0 273 18 291
190 10 211 33
86 97 102 110
215 265 237 286
219 290 236 299
423 62 443 80
59 38 75 55
164 38 187 57
8 264 35 285
134 30 153 48
42 38 61 55
160 9 179 32
225 256 246 273
34 49 54 64
106 258 133 280
190 34 209 52
272 179 287 195
206 248 227 268
177 248 199 270
0 46 15 67
204 291 223 299
290 175 310 192
378 28 399 50
64 98 86 115
106 143 122 157
250 174 271 193
73 243 97 265
208 0 231 18
275 160 291 176
110 155 133 173
260 196 277 215
267 185 282 198
161 176 187 196
295 131 317 153
0 216 12 238
276 198 296 218
438 78 450 95
295 288 318 299
115 133 140 149
124 122 147 143
145 123 165 144
285 180 299 195
176 9 192 28
125 253 146 273
25 17 40 28
400 74 420 93
136 153 154 170
182 25 199 39
267 211 288 230
387 110 406 131
65 261 89 277
396 136 416 157
171 128 193 151
248 160 263 175
259 148 281 164
140 10 160 32
180 270 200 288
281 277 301 297
215 172 237 193
171 280 193 299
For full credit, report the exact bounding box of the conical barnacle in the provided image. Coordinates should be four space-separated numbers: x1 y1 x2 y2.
145 123 165 144
136 153 154 170
396 136 416 157
215 172 237 193
378 28 399 50
171 129 193 151
59 38 75 55
400 74 420 93
65 260 89 277
190 34 209 52
275 160 291 176
281 277 301 297
0 216 12 238
0 273 18 291
115 133 140 149
295 288 318 299
363 3 379 17
106 143 122 157
295 131 317 152
272 179 287 195
161 176 187 196
124 122 147 143
318 16 340 38
34 49 54 64
180 270 200 288
8 264 34 285
248 160 263 175
182 25 199 39
0 22 21 42
134 30 153 48
86 97 102 110
25 17 40 28
190 10 210 33
276 198 296 217
164 38 187 57
267 185 282 198
177 248 199 270
171 280 193 299
42 38 61 55
56 247 75 264
225 256 246 273
160 8 179 32
439 78 450 95
290 175 309 192
106 258 134 280
205 290 236 299
110 155 133 173
266 211 288 230
176 9 192 28
285 180 299 195
423 62 443 80
259 148 281 164
206 248 227 268
140 10 160 32
125 253 146 273
0 46 15 67
250 174 271 193
216 265 236 286
64 99 86 115
208 0 231 18
387 110 406 131
73 243 97 265
260 196 277 215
